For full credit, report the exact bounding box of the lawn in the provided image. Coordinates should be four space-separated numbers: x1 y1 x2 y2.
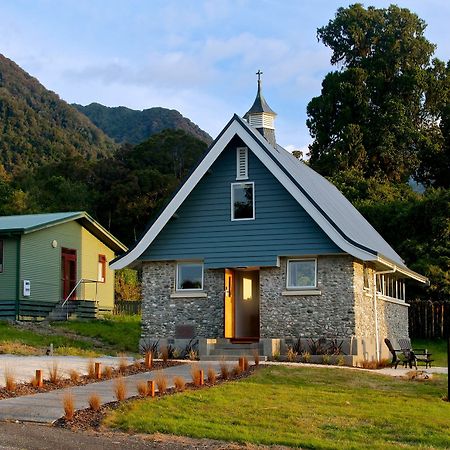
52 314 141 353
105 366 450 449
0 315 141 356
0 321 99 356
412 338 448 367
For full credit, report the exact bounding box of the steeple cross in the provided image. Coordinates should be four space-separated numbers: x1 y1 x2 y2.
256 70 263 81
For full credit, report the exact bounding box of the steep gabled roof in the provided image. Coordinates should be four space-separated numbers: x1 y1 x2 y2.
0 212 127 253
110 115 426 283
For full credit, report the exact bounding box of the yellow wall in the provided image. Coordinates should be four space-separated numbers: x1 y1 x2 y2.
80 227 116 309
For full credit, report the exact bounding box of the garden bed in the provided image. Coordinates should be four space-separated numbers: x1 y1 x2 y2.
0 359 182 399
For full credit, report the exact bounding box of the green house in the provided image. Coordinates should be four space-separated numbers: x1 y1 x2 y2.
0 212 127 320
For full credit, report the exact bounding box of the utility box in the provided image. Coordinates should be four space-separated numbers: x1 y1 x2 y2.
23 280 31 297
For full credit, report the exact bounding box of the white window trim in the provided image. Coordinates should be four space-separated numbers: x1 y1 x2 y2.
231 182 255 221
0 239 3 274
236 147 248 180
176 261 204 292
286 258 318 289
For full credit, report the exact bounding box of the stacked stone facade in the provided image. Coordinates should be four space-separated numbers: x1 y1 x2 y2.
141 256 410 360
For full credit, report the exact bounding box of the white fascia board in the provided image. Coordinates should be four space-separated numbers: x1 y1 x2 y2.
110 120 242 269
376 256 429 284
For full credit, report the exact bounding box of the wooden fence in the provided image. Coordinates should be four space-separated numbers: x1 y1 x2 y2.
113 300 142 316
409 300 450 339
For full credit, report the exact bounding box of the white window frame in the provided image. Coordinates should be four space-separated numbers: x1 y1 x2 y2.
236 147 248 180
0 239 3 273
231 182 255 221
176 262 204 291
286 258 317 289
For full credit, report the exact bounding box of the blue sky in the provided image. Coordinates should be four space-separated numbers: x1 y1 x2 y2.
1 0 449 152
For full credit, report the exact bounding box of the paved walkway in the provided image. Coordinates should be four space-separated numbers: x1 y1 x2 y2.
0 361 224 424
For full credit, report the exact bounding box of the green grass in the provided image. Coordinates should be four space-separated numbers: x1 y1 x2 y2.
0 321 100 355
105 366 450 449
52 314 141 353
412 338 448 367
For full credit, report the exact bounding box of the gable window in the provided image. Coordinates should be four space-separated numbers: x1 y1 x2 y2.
236 147 248 180
0 240 3 273
231 182 255 221
176 262 203 290
287 259 317 289
98 254 106 283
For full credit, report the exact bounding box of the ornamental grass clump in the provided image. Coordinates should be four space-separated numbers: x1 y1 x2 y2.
4 368 16 392
87 359 96 379
102 365 113 378
48 361 61 384
160 345 169 363
113 376 127 401
137 381 148 397
232 364 242 377
252 350 260 366
154 371 168 394
62 391 75 421
118 354 128 374
287 347 298 362
220 361 229 380
301 351 311 363
191 364 202 387
173 375 186 392
88 393 101 411
69 369 80 383
242 356 249 371
207 366 216 384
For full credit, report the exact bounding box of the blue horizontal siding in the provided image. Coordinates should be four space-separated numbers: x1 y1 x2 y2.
140 139 341 268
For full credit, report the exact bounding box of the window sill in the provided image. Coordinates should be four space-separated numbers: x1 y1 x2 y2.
282 289 321 296
170 291 207 299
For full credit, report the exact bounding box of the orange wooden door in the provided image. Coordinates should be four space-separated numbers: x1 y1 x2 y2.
224 269 234 338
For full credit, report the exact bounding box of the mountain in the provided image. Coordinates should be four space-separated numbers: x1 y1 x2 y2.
0 54 115 174
73 103 213 145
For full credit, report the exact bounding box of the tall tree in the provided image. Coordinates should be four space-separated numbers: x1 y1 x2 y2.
307 4 440 183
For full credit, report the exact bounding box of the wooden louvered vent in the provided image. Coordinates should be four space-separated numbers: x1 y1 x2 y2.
236 147 248 180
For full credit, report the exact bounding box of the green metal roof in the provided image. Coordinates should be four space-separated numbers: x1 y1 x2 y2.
0 212 127 253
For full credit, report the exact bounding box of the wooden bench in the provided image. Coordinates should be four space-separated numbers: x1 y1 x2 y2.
397 338 434 369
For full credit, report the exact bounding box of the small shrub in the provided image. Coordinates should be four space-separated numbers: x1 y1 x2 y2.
287 347 298 362
308 337 327 355
87 359 96 379
118 354 128 374
63 391 75 421
88 393 101 411
188 349 198 361
173 375 186 391
252 350 260 366
207 366 216 384
140 339 159 359
359 359 378 369
154 371 168 394
137 381 148 396
337 355 346 366
48 362 61 384
113 376 127 401
69 369 80 383
220 361 229 380
232 364 242 377
191 364 202 386
4 368 16 392
273 350 280 361
102 366 113 378
322 354 331 365
182 338 199 359
328 338 344 355
301 351 311 363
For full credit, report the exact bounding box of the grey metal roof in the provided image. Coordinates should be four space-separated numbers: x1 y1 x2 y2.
244 80 276 117
238 116 406 268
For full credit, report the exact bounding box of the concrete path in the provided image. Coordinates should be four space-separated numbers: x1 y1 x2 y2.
0 355 134 387
0 361 224 424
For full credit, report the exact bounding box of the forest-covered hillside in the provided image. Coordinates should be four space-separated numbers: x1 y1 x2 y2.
0 54 115 173
73 103 212 145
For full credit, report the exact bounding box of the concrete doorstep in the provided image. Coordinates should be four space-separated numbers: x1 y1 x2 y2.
0 361 225 424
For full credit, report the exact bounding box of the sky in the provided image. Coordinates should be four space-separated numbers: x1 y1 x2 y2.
1 0 449 153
